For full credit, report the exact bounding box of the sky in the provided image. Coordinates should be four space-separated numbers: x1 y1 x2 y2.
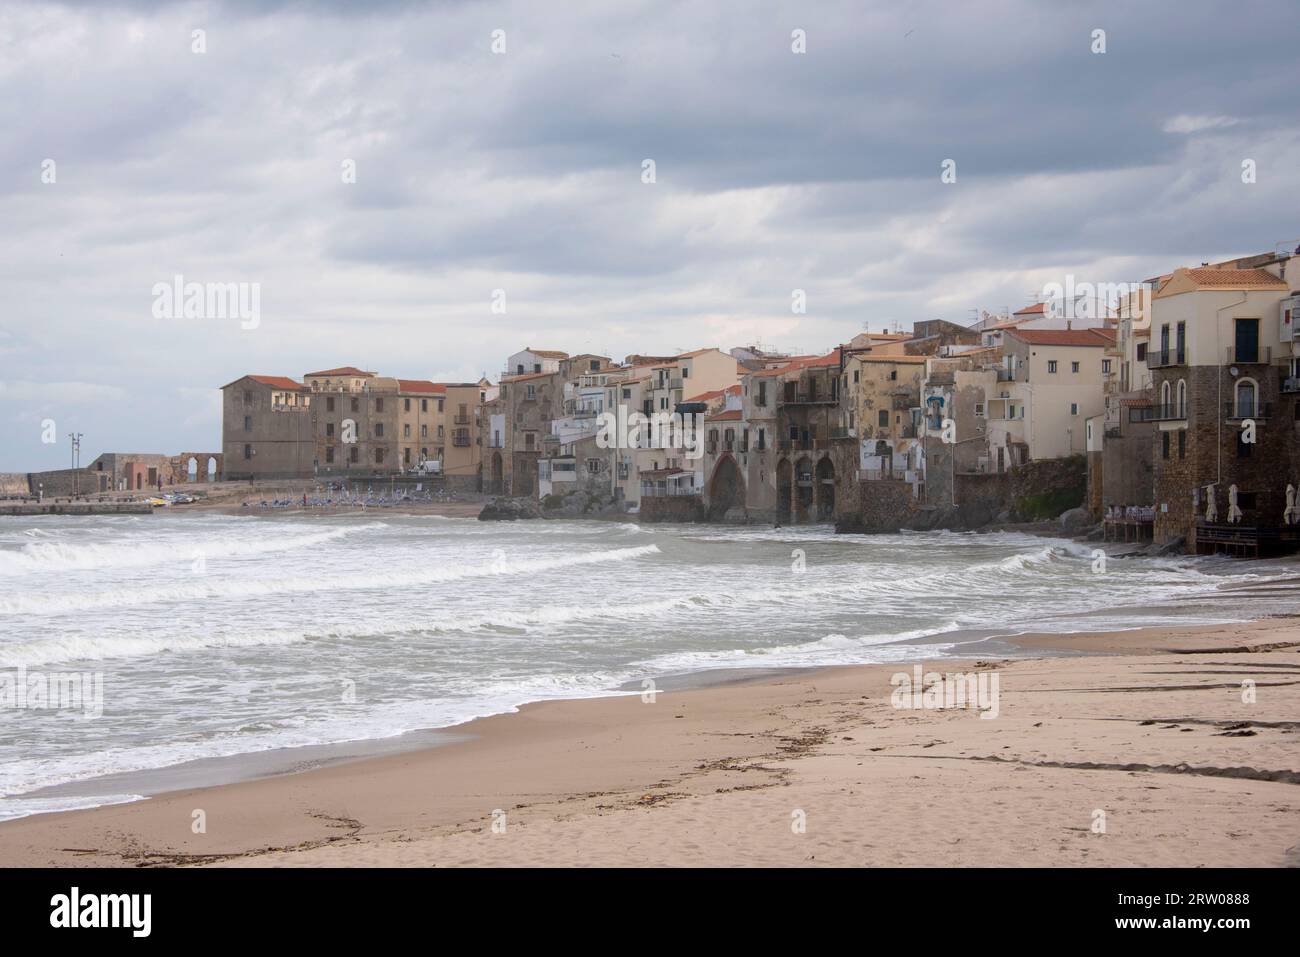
1 0 1297 470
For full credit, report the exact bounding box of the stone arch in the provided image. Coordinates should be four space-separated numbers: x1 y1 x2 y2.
794 456 814 523
1233 377 1259 417
814 456 835 521
776 458 793 525
706 454 745 521
187 457 199 481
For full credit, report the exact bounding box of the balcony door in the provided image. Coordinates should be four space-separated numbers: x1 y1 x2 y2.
1234 318 1258 363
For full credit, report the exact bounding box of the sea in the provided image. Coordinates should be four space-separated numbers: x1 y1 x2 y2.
2 511 1297 820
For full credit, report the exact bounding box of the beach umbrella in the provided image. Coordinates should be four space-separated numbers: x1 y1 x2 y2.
1204 484 1217 523
1227 484 1242 524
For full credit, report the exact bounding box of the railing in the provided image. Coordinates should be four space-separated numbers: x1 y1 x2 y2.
640 482 697 498
454 415 470 425
1282 377 1300 394
669 377 683 391
1145 349 1185 368
829 427 854 440
996 368 1015 382
1225 345 1272 364
452 436 471 447
1224 402 1272 420
1131 403 1186 422
782 393 837 406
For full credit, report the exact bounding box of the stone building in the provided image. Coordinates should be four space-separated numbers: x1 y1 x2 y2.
221 374 314 480
1146 261 1299 553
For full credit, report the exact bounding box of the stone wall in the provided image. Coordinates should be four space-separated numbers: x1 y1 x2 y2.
838 479 917 532
639 494 706 523
1009 454 1087 520
1101 421 1154 510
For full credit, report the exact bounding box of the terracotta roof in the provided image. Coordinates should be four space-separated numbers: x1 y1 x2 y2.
397 379 446 394
305 366 375 377
1119 397 1152 408
1013 303 1047 316
524 348 568 359
705 409 743 422
1183 267 1287 288
851 354 928 364
242 375 304 391
501 371 558 383
1005 328 1112 347
1155 266 1288 298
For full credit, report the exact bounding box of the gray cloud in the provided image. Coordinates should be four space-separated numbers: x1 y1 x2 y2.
0 0 1297 469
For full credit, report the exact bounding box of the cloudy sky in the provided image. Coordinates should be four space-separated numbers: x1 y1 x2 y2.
1 0 1297 470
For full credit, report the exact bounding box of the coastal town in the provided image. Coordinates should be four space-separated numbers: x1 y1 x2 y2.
6 246 1300 558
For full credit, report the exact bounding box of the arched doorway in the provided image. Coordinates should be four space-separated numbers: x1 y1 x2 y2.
794 456 814 523
206 457 218 481
706 455 745 521
815 457 835 521
776 458 792 525
490 452 503 495
187 457 198 482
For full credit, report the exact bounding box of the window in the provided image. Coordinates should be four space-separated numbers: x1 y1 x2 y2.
1175 321 1186 363
526 385 537 400
586 458 601 474
1178 430 1185 459
533 363 541 373
243 415 252 432
878 410 888 428
349 446 359 463
437 399 444 413
404 448 411 465
325 446 335 463
524 433 535 450
853 370 860 384
757 428 766 450
350 398 359 413
1235 379 1257 418
403 398 411 412
1177 380 1187 416
420 424 427 438
889 370 898 381
326 422 335 436
974 403 985 417
375 398 384 413
243 443 251 460
758 381 768 407
1071 361 1080 373
375 423 384 437
682 367 689 378
622 388 631 400
375 448 385 464
789 425 799 440
1161 432 1170 459
421 399 428 412
1136 343 1147 361
1070 403 1078 416
403 424 411 438
1102 359 1112 375
326 397 335 412
1236 432 1252 459
589 360 600 372
516 364 524 375
1047 360 1058 373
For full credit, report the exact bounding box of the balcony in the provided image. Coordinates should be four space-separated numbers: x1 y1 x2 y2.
781 393 837 406
1224 345 1272 365
1281 377 1300 394
1145 349 1186 368
1224 402 1272 421
452 436 471 447
1130 404 1186 422
454 414 470 425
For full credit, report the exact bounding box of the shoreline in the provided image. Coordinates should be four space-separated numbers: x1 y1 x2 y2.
2 616 1297 867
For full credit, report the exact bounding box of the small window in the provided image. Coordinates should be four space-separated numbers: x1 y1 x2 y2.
1102 359 1111 374
375 448 385 464
350 398 359 412
878 410 888 427
243 443 252 460
421 399 428 412
349 446 359 463
325 446 335 463
326 397 335 412
1070 403 1078 416
403 398 411 412
853 370 860 383
375 423 384 437
1048 360 1058 373
375 398 384 413
1178 430 1186 459
326 422 335 436
243 415 252 432
1071 361 1080 373
1162 432 1170 459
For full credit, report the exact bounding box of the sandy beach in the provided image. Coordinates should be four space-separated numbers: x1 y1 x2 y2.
1 616 1296 868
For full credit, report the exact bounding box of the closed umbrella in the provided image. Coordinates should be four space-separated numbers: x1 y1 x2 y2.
1204 484 1217 523
1228 484 1242 524
1285 484 1298 526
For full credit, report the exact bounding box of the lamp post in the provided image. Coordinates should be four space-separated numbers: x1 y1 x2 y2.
69 432 83 497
